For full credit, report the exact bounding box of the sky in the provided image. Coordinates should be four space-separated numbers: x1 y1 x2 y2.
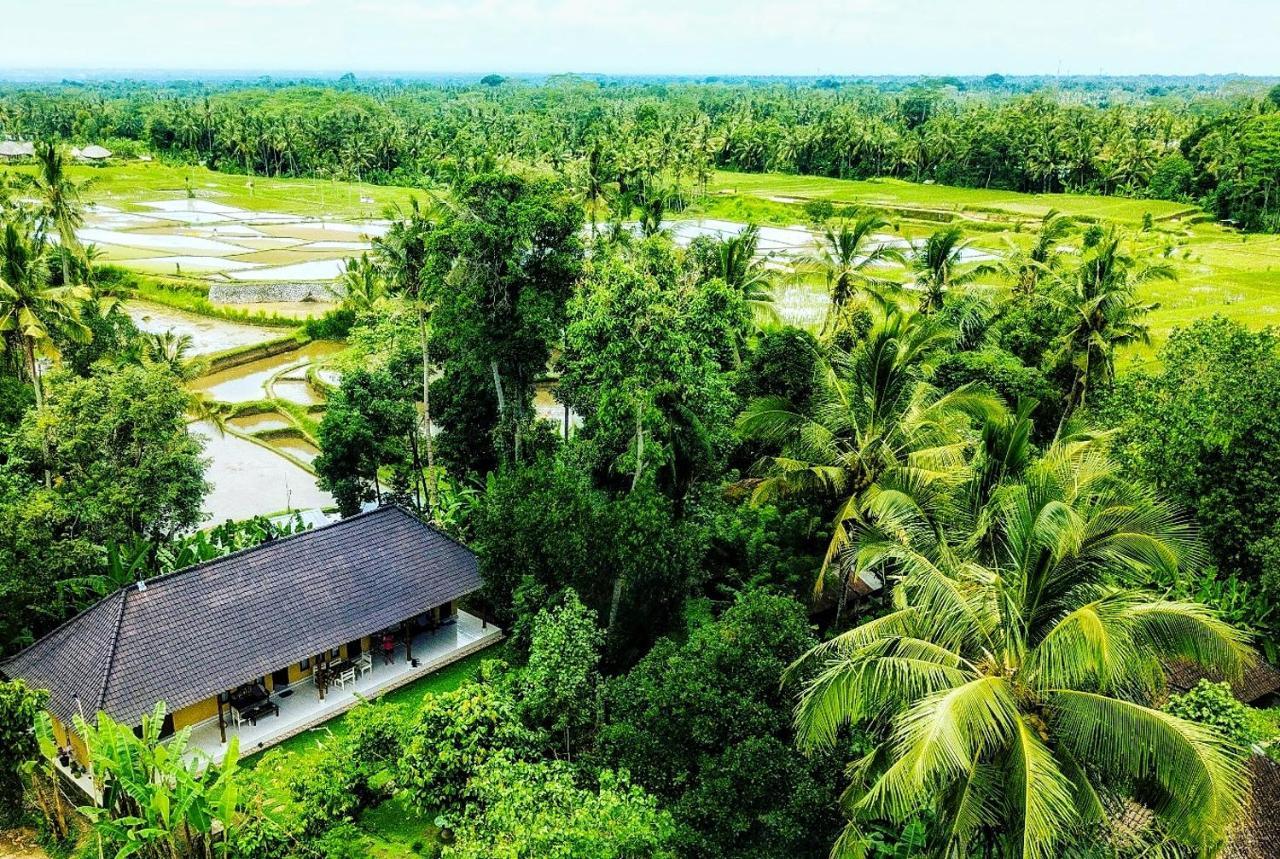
0 0 1276 77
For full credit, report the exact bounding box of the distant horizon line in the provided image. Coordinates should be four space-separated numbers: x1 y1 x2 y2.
0 68 1276 82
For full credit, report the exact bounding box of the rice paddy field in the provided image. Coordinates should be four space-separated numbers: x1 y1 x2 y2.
701 170 1280 361
7 160 1277 364
4 161 423 293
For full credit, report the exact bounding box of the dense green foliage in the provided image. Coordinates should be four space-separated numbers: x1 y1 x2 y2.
1166 680 1262 751
4 76 1280 859
1098 317 1280 650
398 671 534 816
442 756 676 859
5 76 1280 228
0 363 206 650
0 680 45 825
596 589 845 857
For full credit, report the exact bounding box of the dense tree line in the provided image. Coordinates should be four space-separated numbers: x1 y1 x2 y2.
3 122 1280 855
5 77 1280 228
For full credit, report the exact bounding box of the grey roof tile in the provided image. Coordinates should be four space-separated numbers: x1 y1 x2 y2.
1 506 480 724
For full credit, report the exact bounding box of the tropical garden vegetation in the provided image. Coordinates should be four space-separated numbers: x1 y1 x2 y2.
1 75 1280 859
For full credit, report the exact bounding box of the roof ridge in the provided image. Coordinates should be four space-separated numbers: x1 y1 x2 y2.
1 509 392 674
0 587 122 674
402 505 476 554
91 589 130 717
138 505 398 590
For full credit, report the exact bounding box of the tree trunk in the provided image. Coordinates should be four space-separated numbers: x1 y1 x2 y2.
631 402 645 490
417 310 439 517
27 339 51 489
407 428 426 515
608 572 625 634
490 359 506 416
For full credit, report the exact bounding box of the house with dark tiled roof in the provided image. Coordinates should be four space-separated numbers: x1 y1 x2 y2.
1 505 501 765
1165 658 1280 707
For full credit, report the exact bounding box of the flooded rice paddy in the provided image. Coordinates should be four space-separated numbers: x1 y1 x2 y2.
189 341 344 402
76 195 386 295
186 340 344 522
192 420 333 523
126 300 281 355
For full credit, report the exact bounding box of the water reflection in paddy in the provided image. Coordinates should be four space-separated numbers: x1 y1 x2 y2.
270 436 322 464
226 412 293 433
272 378 325 406
192 420 333 523
126 301 280 355
190 341 344 403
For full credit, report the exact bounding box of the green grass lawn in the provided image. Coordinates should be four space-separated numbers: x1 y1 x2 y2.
700 170 1280 359
707 170 1195 225
3 160 423 219
244 641 505 766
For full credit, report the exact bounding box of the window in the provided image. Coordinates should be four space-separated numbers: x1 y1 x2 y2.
300 657 310 670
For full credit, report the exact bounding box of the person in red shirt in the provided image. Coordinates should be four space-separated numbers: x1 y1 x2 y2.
381 631 396 665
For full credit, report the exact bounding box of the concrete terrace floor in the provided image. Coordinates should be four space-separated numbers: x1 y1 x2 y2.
187 611 501 763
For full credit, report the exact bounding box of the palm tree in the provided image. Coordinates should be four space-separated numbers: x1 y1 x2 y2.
709 224 779 328
1000 209 1075 297
1055 229 1170 419
909 225 992 313
797 214 903 336
333 252 386 311
140 329 195 375
577 140 614 238
25 140 91 286
0 219 90 408
738 307 1005 604
789 438 1250 859
375 197 446 515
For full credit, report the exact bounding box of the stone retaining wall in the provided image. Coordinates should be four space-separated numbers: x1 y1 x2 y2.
208 281 343 304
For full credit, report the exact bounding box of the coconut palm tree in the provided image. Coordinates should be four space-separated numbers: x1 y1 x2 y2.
140 329 195 375
797 214 903 336
738 307 1005 602
909 225 993 313
0 219 90 408
1000 209 1075 297
333 252 387 311
1055 229 1170 420
708 224 779 328
374 196 447 515
25 140 91 286
790 437 1250 859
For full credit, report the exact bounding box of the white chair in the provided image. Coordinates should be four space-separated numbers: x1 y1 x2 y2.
356 653 372 678
334 668 356 691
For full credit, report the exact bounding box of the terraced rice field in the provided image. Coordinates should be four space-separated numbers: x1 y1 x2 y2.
80 198 382 285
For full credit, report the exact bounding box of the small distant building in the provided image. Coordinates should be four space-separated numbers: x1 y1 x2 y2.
0 140 35 162
73 144 113 163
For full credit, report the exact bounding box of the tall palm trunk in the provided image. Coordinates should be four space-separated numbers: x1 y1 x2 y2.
417 309 439 516
25 338 51 488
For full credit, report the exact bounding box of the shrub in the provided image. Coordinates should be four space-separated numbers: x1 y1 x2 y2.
442 755 676 859
0 680 47 825
398 674 530 815
305 308 357 340
1166 680 1259 749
